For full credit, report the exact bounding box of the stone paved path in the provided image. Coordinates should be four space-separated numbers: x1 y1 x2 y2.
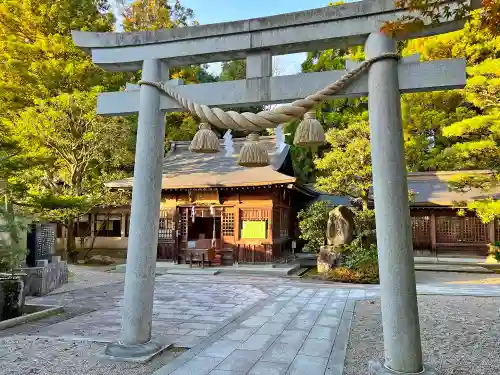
153 285 356 375
28 275 268 348
3 270 500 375
46 265 125 294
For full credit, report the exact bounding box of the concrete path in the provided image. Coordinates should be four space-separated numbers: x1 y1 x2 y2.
3 270 500 375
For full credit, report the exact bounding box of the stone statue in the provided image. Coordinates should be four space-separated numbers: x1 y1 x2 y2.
326 205 356 246
318 205 356 273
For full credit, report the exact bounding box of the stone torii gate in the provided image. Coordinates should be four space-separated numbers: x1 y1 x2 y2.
72 1 473 373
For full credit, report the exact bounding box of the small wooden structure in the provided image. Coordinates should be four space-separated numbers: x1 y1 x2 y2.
408 171 500 257
106 136 316 265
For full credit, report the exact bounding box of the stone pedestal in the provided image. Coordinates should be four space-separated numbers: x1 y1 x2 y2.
104 341 171 363
317 245 341 273
369 360 438 375
15 258 68 297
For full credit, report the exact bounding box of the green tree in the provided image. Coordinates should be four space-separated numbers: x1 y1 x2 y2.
122 0 218 143
0 123 40 192
401 11 499 173
122 0 195 31
4 90 133 260
0 201 27 273
0 0 127 114
0 125 30 273
220 60 246 81
297 201 332 253
400 10 500 222
387 0 499 35
297 45 368 188
402 90 476 171
315 115 373 210
0 0 134 261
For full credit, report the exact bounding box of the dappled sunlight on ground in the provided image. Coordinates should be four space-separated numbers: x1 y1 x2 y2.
444 277 500 285
415 270 500 285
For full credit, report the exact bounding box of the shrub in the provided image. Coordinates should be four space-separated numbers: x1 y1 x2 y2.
353 209 376 247
354 209 376 234
324 265 379 284
335 210 379 284
297 201 332 253
488 241 500 261
343 242 378 270
0 205 27 274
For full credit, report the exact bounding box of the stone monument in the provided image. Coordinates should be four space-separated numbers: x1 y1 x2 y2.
318 205 356 273
326 205 356 246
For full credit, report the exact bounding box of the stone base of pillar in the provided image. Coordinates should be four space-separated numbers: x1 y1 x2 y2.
103 340 172 363
369 360 439 375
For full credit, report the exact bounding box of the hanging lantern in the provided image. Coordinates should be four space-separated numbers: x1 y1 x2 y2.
189 122 220 153
237 133 270 167
293 110 325 147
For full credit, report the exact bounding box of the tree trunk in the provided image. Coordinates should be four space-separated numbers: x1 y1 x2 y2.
84 214 108 261
66 217 77 263
361 190 370 211
5 198 19 245
84 230 99 261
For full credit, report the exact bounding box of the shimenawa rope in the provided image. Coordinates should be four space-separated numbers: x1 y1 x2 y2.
137 53 399 131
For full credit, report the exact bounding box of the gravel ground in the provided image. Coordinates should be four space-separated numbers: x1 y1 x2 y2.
344 296 500 375
0 335 184 375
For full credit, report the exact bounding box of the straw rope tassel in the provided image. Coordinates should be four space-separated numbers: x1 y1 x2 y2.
189 123 219 153
294 111 325 147
238 133 270 167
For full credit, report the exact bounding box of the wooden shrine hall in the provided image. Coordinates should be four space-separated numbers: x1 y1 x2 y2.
408 171 500 257
106 135 317 265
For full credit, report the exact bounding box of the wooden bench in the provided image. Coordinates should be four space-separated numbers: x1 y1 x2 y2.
186 248 216 268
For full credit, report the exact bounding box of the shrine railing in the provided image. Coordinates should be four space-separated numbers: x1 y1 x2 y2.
233 241 292 264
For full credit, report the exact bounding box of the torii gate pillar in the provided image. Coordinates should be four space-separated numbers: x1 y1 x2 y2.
105 59 167 360
366 32 434 375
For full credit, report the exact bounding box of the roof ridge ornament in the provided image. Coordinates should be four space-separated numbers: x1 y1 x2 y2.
223 130 234 157
275 124 286 153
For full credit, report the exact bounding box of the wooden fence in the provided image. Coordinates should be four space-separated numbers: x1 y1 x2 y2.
411 210 492 256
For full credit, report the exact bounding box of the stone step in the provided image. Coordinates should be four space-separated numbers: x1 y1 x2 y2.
164 268 220 276
218 264 300 277
285 267 310 278
414 263 494 274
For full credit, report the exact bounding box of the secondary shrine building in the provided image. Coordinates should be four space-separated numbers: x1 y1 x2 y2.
55 139 500 260
408 170 500 257
99 136 316 264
